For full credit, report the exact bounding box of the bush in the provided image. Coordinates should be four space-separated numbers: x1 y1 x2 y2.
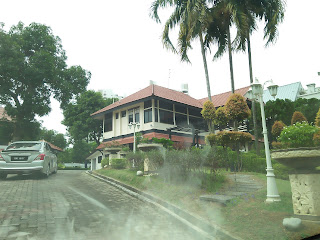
271 120 286 138
315 107 320 127
145 150 164 169
101 158 109 168
272 161 291 180
240 151 266 173
215 131 252 148
58 163 65 169
126 151 145 170
110 158 127 169
278 122 319 148
291 111 307 125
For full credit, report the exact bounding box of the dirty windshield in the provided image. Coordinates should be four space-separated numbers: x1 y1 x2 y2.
0 1 319 240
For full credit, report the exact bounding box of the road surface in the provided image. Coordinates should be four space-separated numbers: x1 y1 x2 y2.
0 170 207 240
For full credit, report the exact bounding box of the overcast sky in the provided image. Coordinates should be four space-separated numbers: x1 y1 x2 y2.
1 1 320 134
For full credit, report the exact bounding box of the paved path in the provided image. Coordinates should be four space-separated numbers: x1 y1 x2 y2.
200 173 264 204
0 171 208 240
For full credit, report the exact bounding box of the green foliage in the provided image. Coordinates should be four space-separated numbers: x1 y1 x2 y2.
271 120 286 138
201 100 216 132
101 158 109 168
63 91 112 145
240 151 266 173
215 131 252 147
272 162 290 180
145 150 164 168
151 137 173 149
313 131 320 146
294 98 320 124
0 120 14 145
225 94 251 124
291 111 307 125
215 106 228 125
278 122 319 148
0 22 90 140
265 99 295 126
58 141 97 163
110 158 127 169
39 128 67 149
315 107 320 127
126 151 145 170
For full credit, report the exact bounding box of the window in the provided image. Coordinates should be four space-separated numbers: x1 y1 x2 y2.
104 113 113 132
155 109 158 122
144 109 152 123
135 111 140 123
159 110 173 124
128 108 139 123
144 100 152 109
189 116 206 130
175 113 188 127
159 100 173 111
121 111 126 117
128 110 133 124
98 156 102 163
188 107 202 117
175 104 187 114
115 113 119 119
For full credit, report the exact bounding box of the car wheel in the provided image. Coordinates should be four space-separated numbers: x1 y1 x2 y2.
43 165 50 178
53 165 58 174
0 173 7 180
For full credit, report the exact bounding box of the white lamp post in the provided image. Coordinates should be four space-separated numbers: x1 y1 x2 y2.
245 78 281 203
128 121 140 153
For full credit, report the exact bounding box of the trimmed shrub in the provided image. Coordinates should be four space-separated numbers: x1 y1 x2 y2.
272 161 291 180
110 158 127 169
291 111 307 125
271 120 286 138
240 151 266 173
101 158 109 168
313 130 320 146
215 106 228 126
278 122 319 148
225 94 251 124
215 131 252 148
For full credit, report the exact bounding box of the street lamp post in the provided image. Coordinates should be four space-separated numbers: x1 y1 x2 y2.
128 121 140 153
245 78 281 203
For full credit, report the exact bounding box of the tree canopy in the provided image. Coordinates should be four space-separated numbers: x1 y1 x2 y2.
0 22 90 140
62 90 115 145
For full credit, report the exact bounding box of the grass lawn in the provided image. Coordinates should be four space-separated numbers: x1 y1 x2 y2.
96 168 320 240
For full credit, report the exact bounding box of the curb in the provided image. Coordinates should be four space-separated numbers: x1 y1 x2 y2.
86 170 241 240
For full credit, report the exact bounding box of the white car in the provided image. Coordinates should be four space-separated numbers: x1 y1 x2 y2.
0 141 58 179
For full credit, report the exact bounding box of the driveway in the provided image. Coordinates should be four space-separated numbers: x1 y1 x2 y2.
0 170 206 240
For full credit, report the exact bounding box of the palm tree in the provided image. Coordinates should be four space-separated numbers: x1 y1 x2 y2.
150 0 213 101
230 0 285 153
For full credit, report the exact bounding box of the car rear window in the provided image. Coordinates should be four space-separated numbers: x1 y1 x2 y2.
5 143 42 151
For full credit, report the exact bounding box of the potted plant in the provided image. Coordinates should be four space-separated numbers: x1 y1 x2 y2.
271 111 320 220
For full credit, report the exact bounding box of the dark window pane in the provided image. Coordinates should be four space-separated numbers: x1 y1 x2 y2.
175 113 188 127
188 107 202 117
189 116 207 130
128 113 133 123
121 111 126 117
159 110 173 124
144 100 152 109
98 156 102 163
159 100 173 111
104 113 113 132
116 113 119 119
175 104 187 114
144 109 152 123
155 108 158 122
135 112 140 123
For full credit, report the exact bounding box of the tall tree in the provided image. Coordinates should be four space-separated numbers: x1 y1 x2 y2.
62 91 114 145
150 0 213 101
0 22 90 140
39 128 67 149
227 0 285 153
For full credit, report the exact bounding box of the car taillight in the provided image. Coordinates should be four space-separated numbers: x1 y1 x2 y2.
34 154 45 161
0 154 4 161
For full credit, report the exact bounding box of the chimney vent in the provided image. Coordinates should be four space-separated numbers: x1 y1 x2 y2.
181 84 189 94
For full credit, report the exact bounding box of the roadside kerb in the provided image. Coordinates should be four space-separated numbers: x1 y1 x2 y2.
86 171 241 240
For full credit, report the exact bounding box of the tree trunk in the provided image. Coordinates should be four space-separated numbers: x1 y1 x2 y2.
247 35 260 155
227 27 235 94
199 33 212 102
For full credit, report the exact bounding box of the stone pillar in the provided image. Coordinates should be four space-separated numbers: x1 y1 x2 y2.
289 174 320 220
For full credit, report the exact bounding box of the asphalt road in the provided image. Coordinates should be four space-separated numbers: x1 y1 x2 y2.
0 170 207 240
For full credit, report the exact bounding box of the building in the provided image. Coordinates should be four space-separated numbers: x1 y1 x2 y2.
88 84 252 170
98 89 124 100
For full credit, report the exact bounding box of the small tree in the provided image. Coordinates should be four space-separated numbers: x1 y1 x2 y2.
201 100 216 133
291 111 307 125
215 106 228 128
225 94 251 130
271 120 286 139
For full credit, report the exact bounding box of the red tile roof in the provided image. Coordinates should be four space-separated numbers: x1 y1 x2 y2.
199 86 251 107
0 107 12 121
91 84 203 117
91 84 251 118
